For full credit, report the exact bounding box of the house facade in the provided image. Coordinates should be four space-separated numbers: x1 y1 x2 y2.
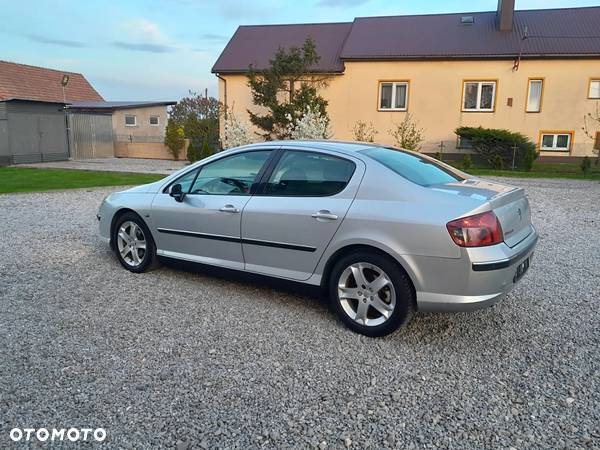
212 3 600 159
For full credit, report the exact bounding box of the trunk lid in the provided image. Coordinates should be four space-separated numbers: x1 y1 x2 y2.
430 178 533 248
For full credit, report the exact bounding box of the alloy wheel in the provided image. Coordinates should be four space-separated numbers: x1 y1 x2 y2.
337 262 396 327
117 221 147 267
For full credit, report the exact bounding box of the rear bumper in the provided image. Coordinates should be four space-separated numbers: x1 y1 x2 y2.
416 230 538 312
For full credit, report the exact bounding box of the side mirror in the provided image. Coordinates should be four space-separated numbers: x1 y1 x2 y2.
169 183 185 203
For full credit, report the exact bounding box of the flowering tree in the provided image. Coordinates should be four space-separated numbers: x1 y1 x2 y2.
286 108 332 140
222 112 253 149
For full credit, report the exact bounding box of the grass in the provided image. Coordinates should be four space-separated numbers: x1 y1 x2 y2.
446 161 600 180
0 167 165 194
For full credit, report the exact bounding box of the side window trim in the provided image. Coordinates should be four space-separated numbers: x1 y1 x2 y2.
255 148 357 198
163 148 279 195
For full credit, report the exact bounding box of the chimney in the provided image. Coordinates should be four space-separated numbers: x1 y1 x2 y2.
497 0 515 31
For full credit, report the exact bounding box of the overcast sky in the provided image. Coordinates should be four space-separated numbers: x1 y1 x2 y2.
2 0 598 101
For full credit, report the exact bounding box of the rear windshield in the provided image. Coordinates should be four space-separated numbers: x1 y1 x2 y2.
361 147 464 186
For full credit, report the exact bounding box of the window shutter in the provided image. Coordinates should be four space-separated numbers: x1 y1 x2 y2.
595 132 600 150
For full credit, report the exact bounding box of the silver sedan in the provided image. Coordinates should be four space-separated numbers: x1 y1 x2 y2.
98 141 537 336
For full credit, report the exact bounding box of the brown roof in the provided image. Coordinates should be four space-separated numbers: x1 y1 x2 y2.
341 7 600 60
212 22 353 73
212 6 600 74
0 60 103 103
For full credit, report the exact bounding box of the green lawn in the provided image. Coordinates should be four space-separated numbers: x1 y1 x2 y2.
446 161 600 180
0 167 165 194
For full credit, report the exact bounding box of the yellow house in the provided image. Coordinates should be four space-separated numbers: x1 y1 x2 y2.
212 2 600 159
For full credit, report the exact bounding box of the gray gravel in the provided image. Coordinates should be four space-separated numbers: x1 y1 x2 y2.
17 157 188 174
1 178 599 449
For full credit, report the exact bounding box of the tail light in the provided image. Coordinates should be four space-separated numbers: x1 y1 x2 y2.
446 211 503 247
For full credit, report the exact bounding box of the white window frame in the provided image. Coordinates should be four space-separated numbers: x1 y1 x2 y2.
378 81 409 111
540 132 572 152
526 79 544 113
149 115 160 126
588 79 600 99
125 115 137 127
462 81 496 112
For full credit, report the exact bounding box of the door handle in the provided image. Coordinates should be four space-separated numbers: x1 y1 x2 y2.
311 210 338 221
219 205 240 213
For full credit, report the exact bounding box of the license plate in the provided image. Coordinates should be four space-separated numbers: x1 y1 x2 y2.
513 256 531 283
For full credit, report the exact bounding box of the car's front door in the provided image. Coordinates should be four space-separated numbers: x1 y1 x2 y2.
150 150 273 270
241 149 365 280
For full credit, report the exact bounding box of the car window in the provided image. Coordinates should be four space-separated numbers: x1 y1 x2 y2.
169 168 199 193
264 151 355 197
189 151 271 195
361 147 464 187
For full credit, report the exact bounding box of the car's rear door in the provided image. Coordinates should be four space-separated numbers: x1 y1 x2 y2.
150 149 274 270
241 148 365 280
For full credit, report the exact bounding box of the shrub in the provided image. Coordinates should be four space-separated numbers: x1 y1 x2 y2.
462 154 472 170
389 113 425 151
491 154 504 170
186 141 201 162
352 121 377 142
455 126 538 171
164 119 185 160
581 156 592 175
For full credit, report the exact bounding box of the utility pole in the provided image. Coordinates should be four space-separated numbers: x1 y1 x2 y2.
511 142 518 170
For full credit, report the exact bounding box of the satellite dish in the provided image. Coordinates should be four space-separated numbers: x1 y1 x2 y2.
61 74 70 87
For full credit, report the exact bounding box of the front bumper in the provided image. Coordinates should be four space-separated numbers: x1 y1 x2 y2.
416 229 538 312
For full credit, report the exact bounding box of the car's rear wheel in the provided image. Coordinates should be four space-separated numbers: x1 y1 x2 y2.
329 251 415 337
113 212 158 273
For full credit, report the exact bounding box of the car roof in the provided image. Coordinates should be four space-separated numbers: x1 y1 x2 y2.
237 140 383 155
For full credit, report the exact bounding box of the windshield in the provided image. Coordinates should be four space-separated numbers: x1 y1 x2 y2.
361 147 464 187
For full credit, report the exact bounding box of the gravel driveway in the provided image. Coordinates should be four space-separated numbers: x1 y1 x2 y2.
1 178 599 449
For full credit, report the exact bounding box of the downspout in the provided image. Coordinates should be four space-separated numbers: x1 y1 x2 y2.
216 73 228 119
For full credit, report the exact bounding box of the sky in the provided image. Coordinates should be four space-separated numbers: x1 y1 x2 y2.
1 0 599 101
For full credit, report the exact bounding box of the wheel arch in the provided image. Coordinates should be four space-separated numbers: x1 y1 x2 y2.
320 243 417 301
109 208 148 250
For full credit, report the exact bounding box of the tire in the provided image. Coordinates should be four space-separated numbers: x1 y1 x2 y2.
112 212 158 273
329 251 415 337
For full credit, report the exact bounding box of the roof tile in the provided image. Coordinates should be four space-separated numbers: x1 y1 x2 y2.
0 60 103 103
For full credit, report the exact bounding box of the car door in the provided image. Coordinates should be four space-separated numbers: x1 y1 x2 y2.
150 149 273 270
241 148 365 280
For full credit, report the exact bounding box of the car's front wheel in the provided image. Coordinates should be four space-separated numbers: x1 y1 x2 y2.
329 251 415 337
112 212 158 273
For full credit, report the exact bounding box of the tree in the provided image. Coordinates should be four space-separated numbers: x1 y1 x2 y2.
286 108 332 140
247 38 329 140
389 113 425 151
352 121 377 142
169 91 221 158
164 119 185 160
223 112 253 149
169 91 221 125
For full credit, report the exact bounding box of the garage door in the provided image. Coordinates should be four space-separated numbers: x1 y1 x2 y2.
70 113 114 159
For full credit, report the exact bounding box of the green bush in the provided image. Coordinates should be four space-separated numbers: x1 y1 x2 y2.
462 154 472 170
581 156 592 175
455 126 538 171
164 119 185 160
186 142 198 162
491 154 504 170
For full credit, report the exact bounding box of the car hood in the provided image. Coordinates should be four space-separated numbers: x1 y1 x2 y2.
119 180 164 194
